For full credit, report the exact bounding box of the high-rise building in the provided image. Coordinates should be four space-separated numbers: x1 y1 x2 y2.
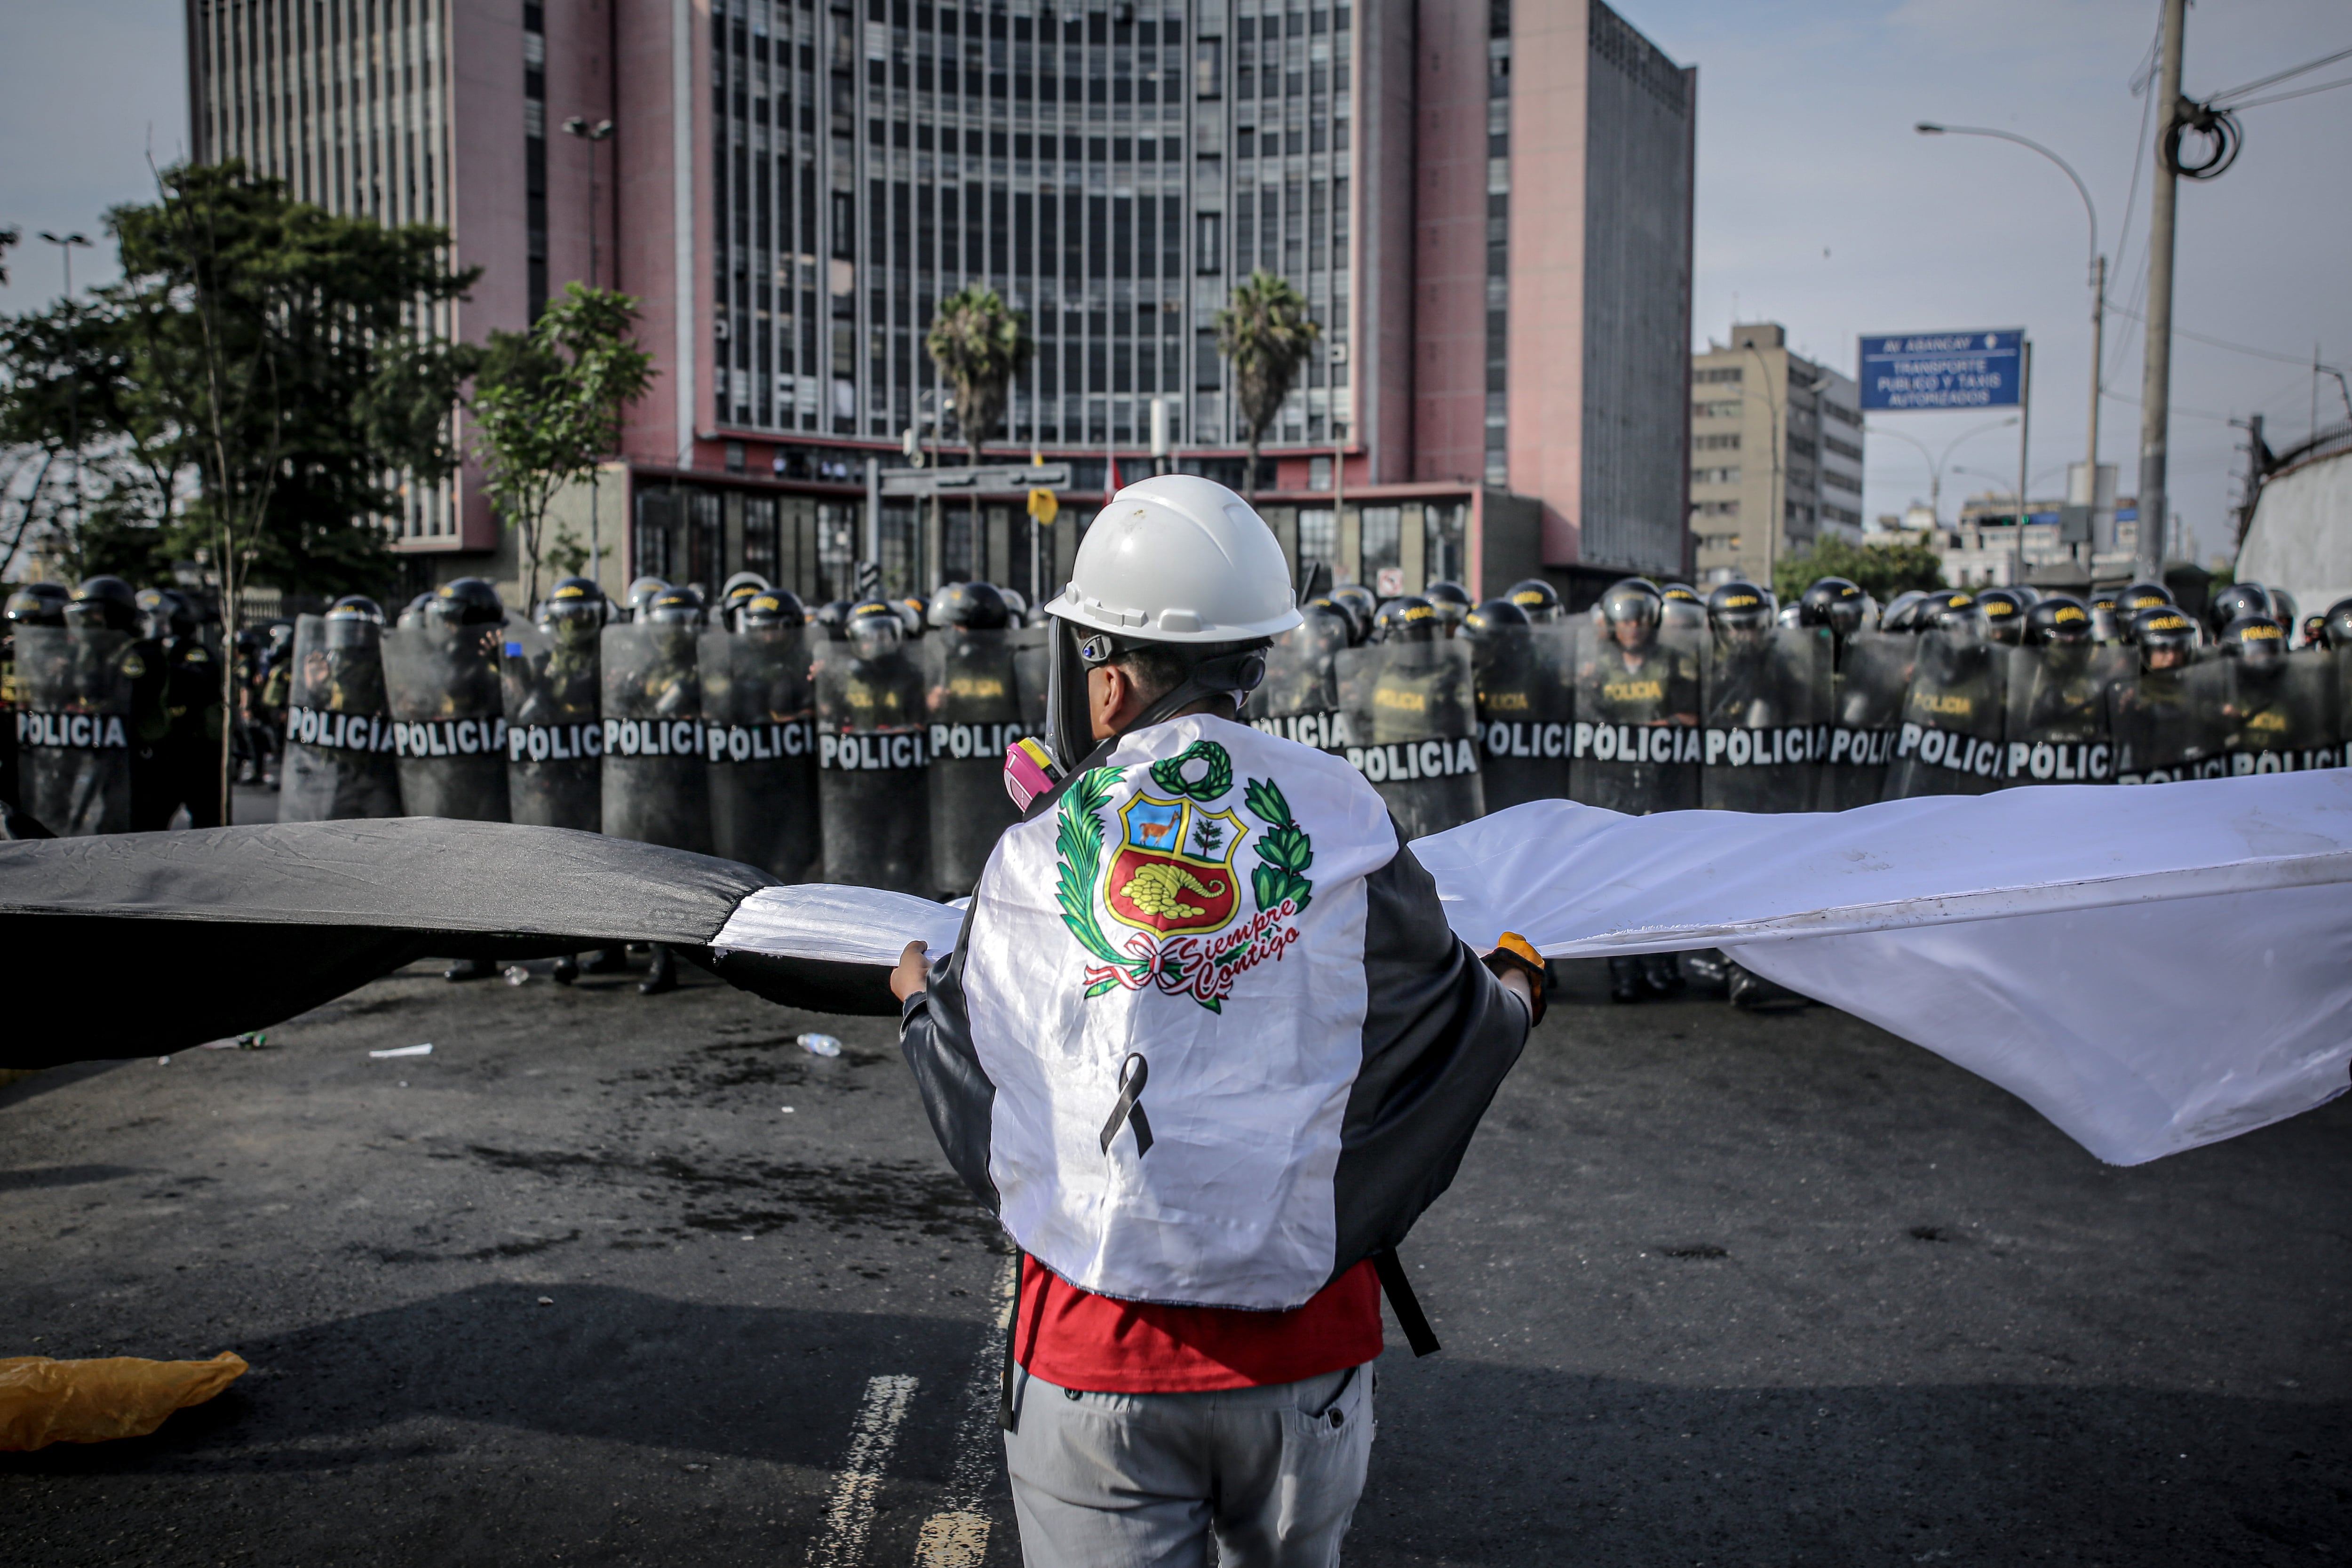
187 0 1695 610
1688 323 1863 589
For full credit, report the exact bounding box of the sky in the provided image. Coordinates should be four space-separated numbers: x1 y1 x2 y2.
1 0 2346 566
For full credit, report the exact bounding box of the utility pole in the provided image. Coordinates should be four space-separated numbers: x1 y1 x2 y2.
2135 0 2187 582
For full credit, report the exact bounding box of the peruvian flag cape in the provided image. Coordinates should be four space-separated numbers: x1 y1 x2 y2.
927 713 1527 1311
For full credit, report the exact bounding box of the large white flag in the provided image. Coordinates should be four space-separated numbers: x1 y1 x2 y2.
717 768 2352 1167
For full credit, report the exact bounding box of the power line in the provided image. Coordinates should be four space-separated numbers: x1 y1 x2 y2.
2207 43 2352 106
2225 75 2352 112
2100 299 2342 374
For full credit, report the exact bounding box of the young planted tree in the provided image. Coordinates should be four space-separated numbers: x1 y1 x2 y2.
467 282 654 608
1215 270 1321 495
105 159 480 819
926 285 1036 580
1770 533 1947 607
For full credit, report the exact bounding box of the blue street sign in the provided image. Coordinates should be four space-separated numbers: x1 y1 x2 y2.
1859 329 2026 411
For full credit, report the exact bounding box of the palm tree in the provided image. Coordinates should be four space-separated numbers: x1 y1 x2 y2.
1215 270 1321 495
925 284 1035 470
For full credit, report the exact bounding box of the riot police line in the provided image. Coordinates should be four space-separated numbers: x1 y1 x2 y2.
13 565 2348 891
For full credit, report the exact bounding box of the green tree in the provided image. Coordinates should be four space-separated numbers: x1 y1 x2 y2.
1215 271 1321 495
926 284 1036 470
467 283 654 606
1771 533 1946 607
925 284 1035 578
101 159 479 818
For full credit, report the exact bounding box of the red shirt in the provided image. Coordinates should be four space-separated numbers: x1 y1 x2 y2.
1013 1254 1384 1393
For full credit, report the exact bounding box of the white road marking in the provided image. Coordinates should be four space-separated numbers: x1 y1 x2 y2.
808 1373 920 1567
912 1252 1021 1567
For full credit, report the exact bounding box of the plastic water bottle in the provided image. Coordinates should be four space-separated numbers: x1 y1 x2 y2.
797 1032 843 1058
503 965 531 986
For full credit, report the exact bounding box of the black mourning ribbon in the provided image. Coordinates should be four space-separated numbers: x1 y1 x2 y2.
1097 1052 1154 1158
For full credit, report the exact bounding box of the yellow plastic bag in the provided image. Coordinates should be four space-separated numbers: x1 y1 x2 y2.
0 1352 248 1451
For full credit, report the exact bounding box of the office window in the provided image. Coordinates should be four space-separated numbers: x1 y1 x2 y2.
1195 211 1222 272
1298 507 1336 567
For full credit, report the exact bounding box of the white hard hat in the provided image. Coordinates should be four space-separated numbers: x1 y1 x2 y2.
1045 475 1303 644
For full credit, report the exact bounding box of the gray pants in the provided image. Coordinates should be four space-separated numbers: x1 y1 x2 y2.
1002 1362 1375 1568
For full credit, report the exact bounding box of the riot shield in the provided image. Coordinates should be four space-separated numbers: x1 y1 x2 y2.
1476 624 1575 811
2001 644 2127 786
278 613 401 822
600 622 711 853
700 624 820 881
2108 664 2225 786
1883 632 2009 798
1567 621 1702 814
11 625 135 835
1011 625 1051 739
923 626 1027 896
501 622 602 832
1335 638 1484 839
814 636 930 892
1701 625 1831 812
1245 613 1351 755
1821 633 1911 810
382 622 510 821
2203 648 2342 777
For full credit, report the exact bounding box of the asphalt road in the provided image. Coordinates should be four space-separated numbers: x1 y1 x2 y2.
2 950 2345 1567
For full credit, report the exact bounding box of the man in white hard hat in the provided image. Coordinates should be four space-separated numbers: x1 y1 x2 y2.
891 476 1542 1565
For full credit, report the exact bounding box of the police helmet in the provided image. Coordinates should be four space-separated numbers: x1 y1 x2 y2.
2134 607 2199 671
2266 586 2299 642
930 580 1011 630
1327 583 1378 644
2205 581 2271 639
66 576 141 633
739 589 808 631
1974 588 2027 645
428 577 506 627
1923 590 1982 636
5 582 71 627
642 586 705 627
2087 592 2122 645
999 588 1029 627
2302 614 2328 650
2217 612 2286 669
1705 580 1774 637
845 597 906 656
720 576 771 628
1423 580 1473 633
1659 582 1707 630
2322 596 2352 651
1598 579 1664 649
1876 589 1925 633
1372 595 1441 645
2116 581 2174 623
1796 577 1866 637
1461 597 1532 643
539 575 606 631
1505 579 1564 625
2024 596 2094 646
894 595 930 638
813 598 855 641
625 576 671 620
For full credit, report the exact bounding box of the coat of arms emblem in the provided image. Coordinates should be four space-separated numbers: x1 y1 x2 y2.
1054 739 1317 1011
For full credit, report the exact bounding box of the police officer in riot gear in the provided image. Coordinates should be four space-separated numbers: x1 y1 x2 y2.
2004 596 2112 786
1327 583 1378 645
813 597 932 892
1883 592 2008 798
1506 579 1564 625
922 581 1024 896
2106 607 2210 785
139 586 226 829
1245 597 1352 754
1974 588 2027 647
2 583 72 823
2204 581 2271 641
1423 580 1473 636
1797 577 1867 644
1659 583 1706 633
813 598 855 641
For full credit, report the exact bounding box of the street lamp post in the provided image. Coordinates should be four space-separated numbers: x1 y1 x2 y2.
561 117 616 594
1867 415 2021 526
38 231 94 547
1915 124 2103 503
